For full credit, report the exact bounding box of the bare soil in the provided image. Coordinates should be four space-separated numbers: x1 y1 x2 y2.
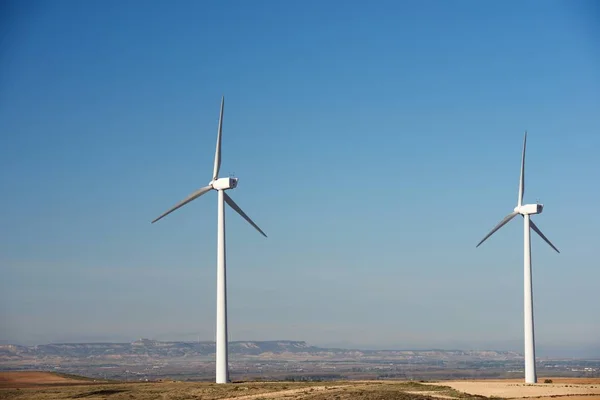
0 372 102 388
431 378 600 399
535 397 600 400
462 377 600 384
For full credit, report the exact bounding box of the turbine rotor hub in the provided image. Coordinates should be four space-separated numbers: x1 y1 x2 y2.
210 177 238 191
515 203 543 215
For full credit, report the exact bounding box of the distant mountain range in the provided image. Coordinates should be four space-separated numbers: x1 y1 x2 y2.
0 339 522 361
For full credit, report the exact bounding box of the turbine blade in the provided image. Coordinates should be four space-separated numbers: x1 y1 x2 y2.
213 96 224 181
518 131 527 207
530 219 560 253
223 192 267 238
152 185 213 223
476 211 519 248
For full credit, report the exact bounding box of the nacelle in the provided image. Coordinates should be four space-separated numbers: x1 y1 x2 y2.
516 203 543 215
212 177 238 190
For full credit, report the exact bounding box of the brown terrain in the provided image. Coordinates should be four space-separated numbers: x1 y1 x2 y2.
432 378 600 399
0 371 105 388
1 371 600 399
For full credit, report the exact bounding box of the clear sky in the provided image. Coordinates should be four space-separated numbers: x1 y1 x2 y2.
1 0 599 357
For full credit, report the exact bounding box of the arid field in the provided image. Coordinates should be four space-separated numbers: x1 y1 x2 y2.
1 372 599 400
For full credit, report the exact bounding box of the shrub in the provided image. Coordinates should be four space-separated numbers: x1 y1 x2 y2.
544 379 553 384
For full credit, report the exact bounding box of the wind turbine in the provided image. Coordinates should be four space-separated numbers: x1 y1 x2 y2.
152 96 267 384
476 132 559 384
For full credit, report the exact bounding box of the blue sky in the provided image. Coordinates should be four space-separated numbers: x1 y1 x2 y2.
1 0 599 356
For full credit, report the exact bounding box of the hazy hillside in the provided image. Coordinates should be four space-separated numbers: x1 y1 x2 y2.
2 341 597 382
0 340 521 361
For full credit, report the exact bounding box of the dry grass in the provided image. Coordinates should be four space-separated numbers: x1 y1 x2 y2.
0 381 448 400
2 372 600 400
0 374 478 400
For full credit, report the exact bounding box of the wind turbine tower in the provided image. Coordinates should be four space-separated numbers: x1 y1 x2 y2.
476 132 559 384
152 96 267 383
